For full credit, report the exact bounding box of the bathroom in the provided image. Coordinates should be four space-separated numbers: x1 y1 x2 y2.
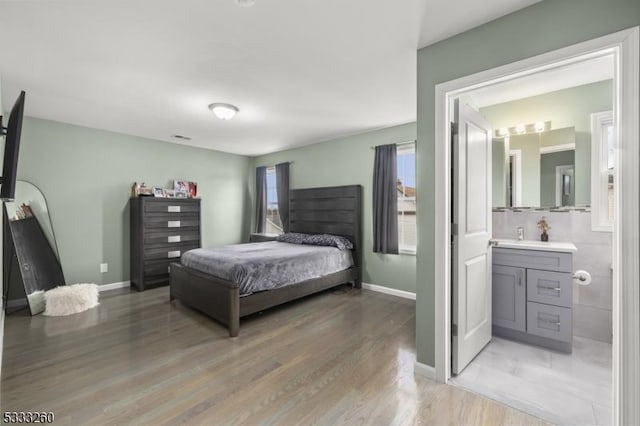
451 55 614 425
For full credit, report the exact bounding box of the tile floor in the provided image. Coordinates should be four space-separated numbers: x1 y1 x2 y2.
451 336 612 425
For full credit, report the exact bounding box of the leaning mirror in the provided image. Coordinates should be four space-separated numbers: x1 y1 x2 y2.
3 180 65 315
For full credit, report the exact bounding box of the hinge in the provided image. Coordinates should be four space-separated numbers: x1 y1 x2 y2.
451 122 458 136
451 223 458 236
452 323 458 337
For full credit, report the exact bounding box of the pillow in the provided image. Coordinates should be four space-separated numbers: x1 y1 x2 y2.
276 232 354 250
276 232 309 245
303 233 354 251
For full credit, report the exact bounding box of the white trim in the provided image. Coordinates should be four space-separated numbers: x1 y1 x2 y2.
555 165 574 206
98 281 131 292
361 282 416 300
434 27 639 426
509 149 522 207
3 281 131 309
591 110 615 232
414 361 436 380
540 143 576 154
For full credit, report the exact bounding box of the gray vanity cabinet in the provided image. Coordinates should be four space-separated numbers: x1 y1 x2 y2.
492 247 573 353
492 265 526 332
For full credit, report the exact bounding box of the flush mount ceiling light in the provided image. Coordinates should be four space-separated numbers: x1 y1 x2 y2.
208 103 239 121
235 0 256 8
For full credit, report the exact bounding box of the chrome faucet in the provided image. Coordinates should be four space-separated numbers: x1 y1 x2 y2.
517 227 525 241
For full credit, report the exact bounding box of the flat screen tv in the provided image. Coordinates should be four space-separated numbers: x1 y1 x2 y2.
0 91 25 201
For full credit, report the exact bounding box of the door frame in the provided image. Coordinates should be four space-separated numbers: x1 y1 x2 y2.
508 149 522 207
555 164 574 206
433 27 639 425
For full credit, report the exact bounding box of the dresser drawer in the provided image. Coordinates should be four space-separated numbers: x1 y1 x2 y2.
143 216 200 231
144 259 181 276
144 200 200 214
527 302 572 342
143 230 200 246
143 243 199 261
527 269 572 308
493 248 572 273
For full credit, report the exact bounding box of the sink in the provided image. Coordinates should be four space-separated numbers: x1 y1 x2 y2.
492 238 577 253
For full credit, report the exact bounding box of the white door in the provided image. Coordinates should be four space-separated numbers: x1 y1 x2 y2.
452 100 493 375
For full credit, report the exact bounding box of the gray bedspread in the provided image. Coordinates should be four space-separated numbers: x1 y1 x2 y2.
180 241 354 295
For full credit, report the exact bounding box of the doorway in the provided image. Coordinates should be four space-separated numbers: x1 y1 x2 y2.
433 27 639 425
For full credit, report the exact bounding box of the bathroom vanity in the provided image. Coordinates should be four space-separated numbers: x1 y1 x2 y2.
491 239 577 353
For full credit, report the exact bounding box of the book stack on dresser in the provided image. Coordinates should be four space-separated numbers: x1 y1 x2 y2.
130 197 201 291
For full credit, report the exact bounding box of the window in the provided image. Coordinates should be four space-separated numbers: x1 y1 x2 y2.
397 143 416 253
265 167 283 234
590 111 614 232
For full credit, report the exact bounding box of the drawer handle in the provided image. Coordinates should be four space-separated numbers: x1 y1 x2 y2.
168 250 181 258
168 235 181 243
168 221 181 228
538 285 562 292
168 205 181 213
537 316 561 326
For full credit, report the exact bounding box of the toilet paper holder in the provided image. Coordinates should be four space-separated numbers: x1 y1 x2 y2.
572 270 592 286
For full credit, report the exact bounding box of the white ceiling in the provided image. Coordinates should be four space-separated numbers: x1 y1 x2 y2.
469 54 615 108
0 0 540 156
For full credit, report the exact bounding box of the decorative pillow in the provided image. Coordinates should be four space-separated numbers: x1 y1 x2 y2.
303 233 354 251
276 232 310 245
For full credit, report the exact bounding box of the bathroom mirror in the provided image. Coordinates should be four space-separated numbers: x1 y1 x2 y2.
3 180 64 315
493 127 581 208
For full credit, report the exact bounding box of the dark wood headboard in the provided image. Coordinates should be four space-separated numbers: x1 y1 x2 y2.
289 185 362 274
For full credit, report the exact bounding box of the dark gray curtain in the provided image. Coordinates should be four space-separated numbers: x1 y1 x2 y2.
275 162 290 232
373 144 398 254
255 166 267 233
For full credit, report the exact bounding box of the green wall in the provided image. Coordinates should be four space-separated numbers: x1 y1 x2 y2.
253 123 417 293
16 117 252 287
416 0 640 367
482 80 612 206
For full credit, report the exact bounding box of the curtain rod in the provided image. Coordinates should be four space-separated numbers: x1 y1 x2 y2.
370 140 416 150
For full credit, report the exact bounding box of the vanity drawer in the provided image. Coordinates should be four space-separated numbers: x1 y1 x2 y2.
527 269 572 308
527 302 572 342
493 248 572 273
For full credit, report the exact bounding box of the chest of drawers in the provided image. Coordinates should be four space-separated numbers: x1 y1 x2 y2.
130 197 201 291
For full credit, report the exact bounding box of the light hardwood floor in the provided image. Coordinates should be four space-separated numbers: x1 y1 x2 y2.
1 286 549 425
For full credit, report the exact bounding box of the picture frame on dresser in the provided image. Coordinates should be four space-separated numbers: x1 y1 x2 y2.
130 196 201 291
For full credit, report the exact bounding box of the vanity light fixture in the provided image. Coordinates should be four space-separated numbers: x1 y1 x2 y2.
494 121 552 139
236 0 256 7
208 103 239 121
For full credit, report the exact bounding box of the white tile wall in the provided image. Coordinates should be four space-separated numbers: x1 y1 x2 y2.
492 210 613 343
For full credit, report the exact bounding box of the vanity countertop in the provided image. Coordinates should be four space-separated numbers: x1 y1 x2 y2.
492 238 578 253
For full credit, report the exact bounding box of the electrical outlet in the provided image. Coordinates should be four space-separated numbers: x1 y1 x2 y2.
100 263 108 273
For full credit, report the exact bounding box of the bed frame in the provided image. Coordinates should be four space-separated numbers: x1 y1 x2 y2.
169 185 362 337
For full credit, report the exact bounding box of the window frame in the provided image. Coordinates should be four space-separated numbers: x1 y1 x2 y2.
590 111 614 232
397 142 417 255
265 166 283 234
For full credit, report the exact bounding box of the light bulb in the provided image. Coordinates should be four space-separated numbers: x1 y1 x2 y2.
208 103 239 121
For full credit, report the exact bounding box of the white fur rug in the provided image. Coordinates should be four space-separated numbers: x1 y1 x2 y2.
43 284 99 316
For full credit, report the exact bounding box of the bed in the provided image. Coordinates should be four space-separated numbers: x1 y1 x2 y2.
169 185 362 337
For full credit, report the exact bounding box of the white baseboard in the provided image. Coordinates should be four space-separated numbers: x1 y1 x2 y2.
414 361 437 380
98 281 131 292
361 282 416 300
